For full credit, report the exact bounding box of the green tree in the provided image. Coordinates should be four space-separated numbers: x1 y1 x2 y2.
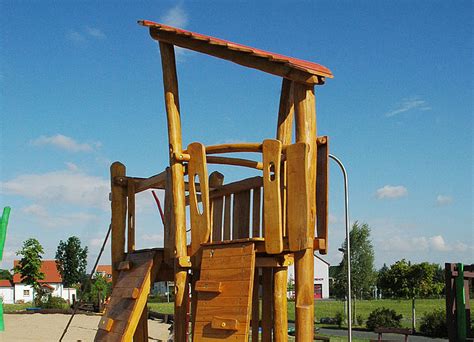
0 269 12 280
55 236 88 288
13 238 45 301
333 222 376 322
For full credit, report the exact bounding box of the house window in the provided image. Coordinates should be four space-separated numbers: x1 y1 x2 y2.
23 289 30 296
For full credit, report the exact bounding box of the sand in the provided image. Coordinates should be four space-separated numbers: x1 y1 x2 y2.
1 313 171 341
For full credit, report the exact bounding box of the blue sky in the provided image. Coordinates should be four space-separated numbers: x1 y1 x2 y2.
1 1 472 271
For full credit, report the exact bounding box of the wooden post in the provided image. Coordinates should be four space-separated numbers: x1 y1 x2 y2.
293 82 316 341
127 180 136 253
273 267 288 342
273 78 294 342
251 268 260 341
159 42 189 342
262 268 273 342
133 308 148 342
110 162 127 287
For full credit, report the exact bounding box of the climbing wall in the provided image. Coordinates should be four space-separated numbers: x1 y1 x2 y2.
193 242 256 341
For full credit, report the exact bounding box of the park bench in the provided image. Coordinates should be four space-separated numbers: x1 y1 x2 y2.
371 327 413 342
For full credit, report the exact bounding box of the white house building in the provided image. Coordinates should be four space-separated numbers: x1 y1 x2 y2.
9 260 77 303
288 254 330 300
0 279 14 304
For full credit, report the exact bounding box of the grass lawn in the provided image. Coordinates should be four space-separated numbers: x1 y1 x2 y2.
3 303 31 313
149 297 472 330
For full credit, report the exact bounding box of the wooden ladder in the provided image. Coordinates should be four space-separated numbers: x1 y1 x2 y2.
193 242 256 341
94 250 159 342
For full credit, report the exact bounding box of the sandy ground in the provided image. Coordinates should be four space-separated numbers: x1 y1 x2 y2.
1 314 171 342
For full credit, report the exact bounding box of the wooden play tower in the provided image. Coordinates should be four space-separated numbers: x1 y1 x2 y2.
95 20 333 342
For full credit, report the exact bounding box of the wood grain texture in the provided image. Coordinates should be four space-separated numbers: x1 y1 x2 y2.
261 268 273 342
111 162 127 287
263 139 283 254
232 190 251 239
188 142 211 255
293 82 316 342
251 268 260 342
252 188 261 238
316 136 329 254
163 168 174 264
127 180 136 253
159 42 188 342
223 195 232 240
273 268 288 342
286 142 311 251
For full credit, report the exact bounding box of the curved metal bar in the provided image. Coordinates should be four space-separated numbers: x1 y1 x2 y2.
328 153 352 342
206 156 263 170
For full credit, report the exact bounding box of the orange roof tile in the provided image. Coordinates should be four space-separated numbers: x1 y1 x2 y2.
96 265 112 275
0 279 13 287
139 20 333 83
13 260 62 284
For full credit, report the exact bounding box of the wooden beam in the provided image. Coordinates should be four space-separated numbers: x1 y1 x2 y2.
149 29 326 85
127 180 136 253
262 268 273 341
274 267 288 342
159 42 188 342
134 170 167 193
316 136 329 254
206 156 263 170
111 162 127 287
293 82 316 341
210 176 262 199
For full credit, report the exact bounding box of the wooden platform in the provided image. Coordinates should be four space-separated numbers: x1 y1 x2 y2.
94 250 160 342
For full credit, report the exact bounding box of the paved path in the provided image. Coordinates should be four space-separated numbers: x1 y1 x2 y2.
319 327 447 341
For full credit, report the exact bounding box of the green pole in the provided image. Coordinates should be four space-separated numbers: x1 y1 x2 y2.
0 206 11 332
456 263 466 341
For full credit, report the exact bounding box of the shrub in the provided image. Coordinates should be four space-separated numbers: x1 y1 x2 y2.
39 295 69 309
419 309 447 337
366 307 402 331
356 314 364 326
334 311 344 327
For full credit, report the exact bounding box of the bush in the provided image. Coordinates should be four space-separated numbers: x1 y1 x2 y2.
334 311 344 327
356 314 364 326
419 309 447 337
366 307 402 331
39 295 69 309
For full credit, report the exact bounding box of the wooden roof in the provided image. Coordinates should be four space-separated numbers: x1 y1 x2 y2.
139 20 333 85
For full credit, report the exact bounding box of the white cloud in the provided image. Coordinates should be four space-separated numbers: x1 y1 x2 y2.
161 5 188 28
85 26 106 39
380 234 470 253
66 30 86 43
65 162 79 172
436 194 453 206
22 204 98 228
429 235 450 252
376 185 408 199
1 169 109 209
32 134 99 152
385 96 431 117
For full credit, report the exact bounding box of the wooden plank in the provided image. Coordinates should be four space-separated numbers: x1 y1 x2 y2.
261 268 273 341
252 188 261 238
200 267 253 281
233 190 251 239
210 171 224 242
200 255 254 270
223 195 232 240
159 42 188 342
210 177 262 199
163 168 174 264
211 197 223 241
316 136 329 254
188 142 211 255
251 268 260 342
293 82 316 341
194 322 245 336
204 143 262 154
274 267 288 342
111 162 127 287
134 170 167 193
149 29 327 85
117 260 132 271
287 142 311 251
133 307 148 342
263 139 283 254
127 180 136 253
98 317 114 332
201 245 254 258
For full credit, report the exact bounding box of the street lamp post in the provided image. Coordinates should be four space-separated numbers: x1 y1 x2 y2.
329 154 352 342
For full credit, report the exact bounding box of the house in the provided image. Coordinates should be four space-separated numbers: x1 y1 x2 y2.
11 260 77 303
96 265 112 282
0 279 14 304
288 254 330 300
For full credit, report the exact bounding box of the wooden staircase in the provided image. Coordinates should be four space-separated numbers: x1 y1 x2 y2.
95 250 161 342
193 242 256 341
